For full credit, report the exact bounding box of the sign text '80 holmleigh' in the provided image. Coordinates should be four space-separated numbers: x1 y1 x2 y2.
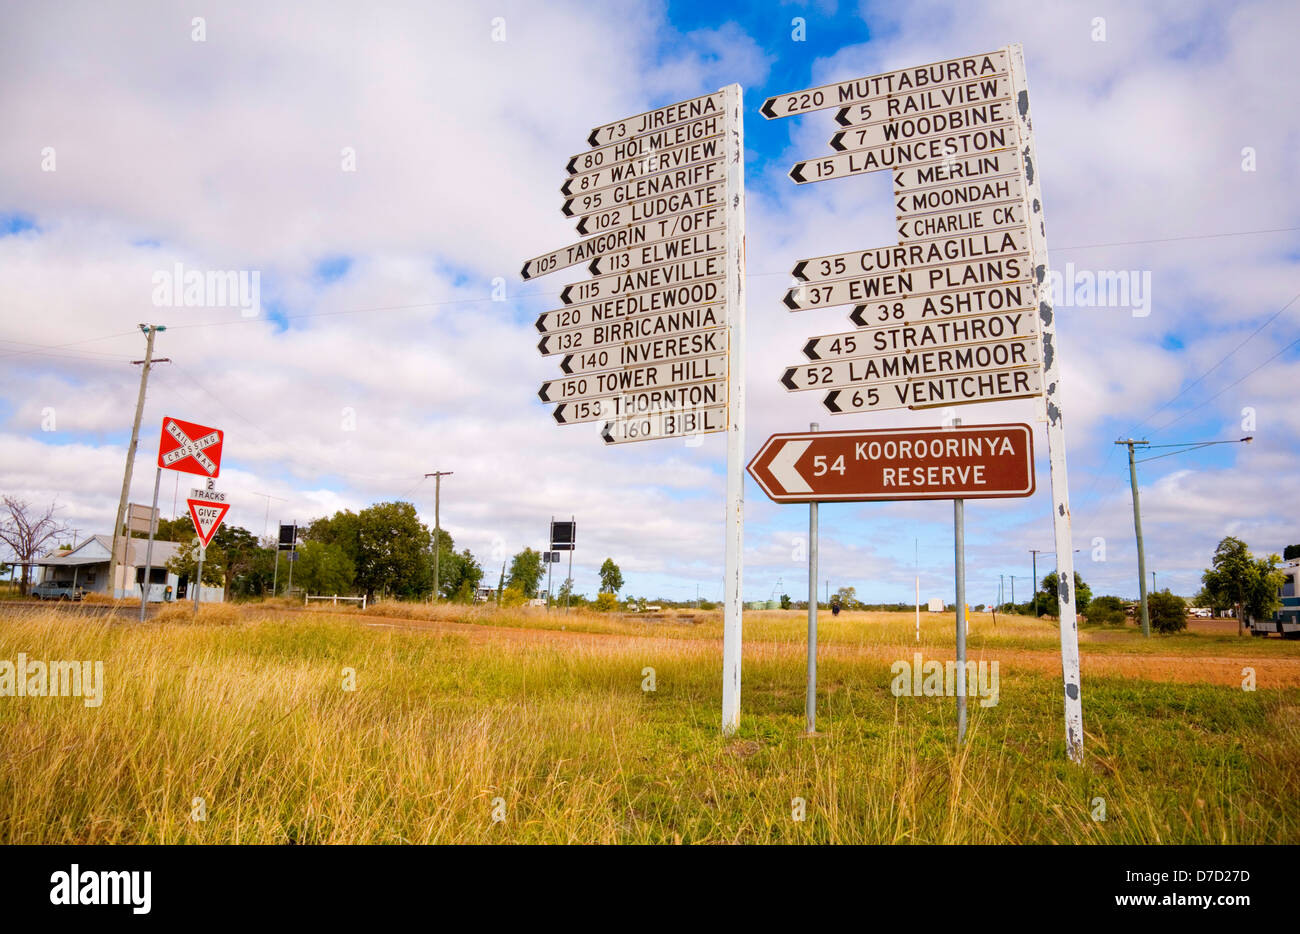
521 88 745 445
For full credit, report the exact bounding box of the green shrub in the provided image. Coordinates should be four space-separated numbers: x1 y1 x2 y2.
593 592 618 612
1087 595 1127 626
1148 589 1187 634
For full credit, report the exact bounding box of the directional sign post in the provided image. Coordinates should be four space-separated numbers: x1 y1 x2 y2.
522 85 748 734
764 44 1083 764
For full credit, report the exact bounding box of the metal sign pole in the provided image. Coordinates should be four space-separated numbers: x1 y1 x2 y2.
138 467 161 623
193 545 204 613
806 422 819 733
720 82 747 734
565 515 574 614
952 418 967 744
1009 43 1084 763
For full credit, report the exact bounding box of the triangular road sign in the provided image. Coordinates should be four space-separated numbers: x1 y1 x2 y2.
186 498 231 549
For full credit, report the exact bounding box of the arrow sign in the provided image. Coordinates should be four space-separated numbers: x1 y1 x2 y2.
747 423 1034 503
536 301 725 346
521 206 725 281
895 175 1024 218
562 137 723 198
848 284 1035 329
587 91 724 148
792 230 1030 285
829 99 1015 152
823 366 1042 414
569 110 725 176
186 497 231 549
893 150 1020 191
157 416 223 478
588 229 725 277
540 353 725 404
833 76 1012 128
601 405 727 445
760 50 1009 119
575 181 725 236
563 158 725 217
809 308 1039 360
784 254 1031 311
562 260 725 308
541 318 727 368
789 125 1015 185
780 338 1039 392
553 378 726 425
897 202 1027 242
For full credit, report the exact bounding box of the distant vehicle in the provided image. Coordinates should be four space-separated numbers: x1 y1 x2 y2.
1187 607 1213 618
32 582 85 601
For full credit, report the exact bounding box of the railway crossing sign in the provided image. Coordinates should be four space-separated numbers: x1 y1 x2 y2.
763 45 1084 765
748 424 1034 503
157 416 224 477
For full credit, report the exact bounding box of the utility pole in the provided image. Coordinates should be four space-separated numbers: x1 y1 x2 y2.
1116 439 1152 638
1029 549 1043 617
109 324 166 599
424 471 453 601
1151 571 1157 592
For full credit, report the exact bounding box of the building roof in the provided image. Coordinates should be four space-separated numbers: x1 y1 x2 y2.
39 534 185 567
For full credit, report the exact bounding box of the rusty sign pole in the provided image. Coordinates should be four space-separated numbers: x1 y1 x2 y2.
720 82 747 735
806 422 819 733
1009 43 1084 764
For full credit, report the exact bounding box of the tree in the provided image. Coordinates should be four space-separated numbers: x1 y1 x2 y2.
1087 595 1127 626
599 558 623 594
131 515 193 542
593 592 618 612
1037 571 1091 617
0 497 67 596
780 593 791 610
439 547 483 602
1202 536 1287 635
834 586 859 610
309 502 432 599
507 548 544 598
165 539 226 588
558 578 574 604
211 525 267 600
293 540 356 595
1147 589 1187 634
1284 544 1300 561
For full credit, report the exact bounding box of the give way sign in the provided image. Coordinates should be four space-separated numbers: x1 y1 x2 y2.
157 416 224 477
186 493 230 549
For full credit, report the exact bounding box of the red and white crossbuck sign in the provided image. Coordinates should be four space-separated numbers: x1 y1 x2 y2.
157 416 224 477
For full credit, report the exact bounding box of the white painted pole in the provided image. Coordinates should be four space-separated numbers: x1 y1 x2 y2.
914 538 920 643
952 418 967 744
720 82 747 735
806 422 819 734
1008 43 1084 763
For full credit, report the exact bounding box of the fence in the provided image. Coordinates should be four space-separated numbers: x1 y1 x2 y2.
304 594 367 609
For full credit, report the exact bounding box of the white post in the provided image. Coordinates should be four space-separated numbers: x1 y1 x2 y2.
720 82 747 735
806 422 819 734
1008 44 1084 763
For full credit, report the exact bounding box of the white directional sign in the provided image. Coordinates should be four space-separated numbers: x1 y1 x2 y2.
822 366 1042 414
552 328 727 373
560 256 725 304
574 180 726 236
587 229 725 277
759 51 1010 119
792 229 1030 284
847 283 1035 328
521 207 725 280
895 175 1024 217
568 110 724 176
188 487 228 503
783 254 1031 310
789 125 1016 184
833 76 1012 127
803 309 1039 361
829 99 1016 151
893 151 1021 191
780 338 1039 391
553 379 727 425
563 159 725 215
587 91 725 148
562 137 723 198
536 302 725 346
600 405 727 444
897 201 1027 241
540 354 725 403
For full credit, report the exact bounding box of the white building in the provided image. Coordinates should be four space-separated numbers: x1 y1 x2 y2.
36 534 223 603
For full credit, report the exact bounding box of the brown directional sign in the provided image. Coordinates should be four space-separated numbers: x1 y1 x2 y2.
747 423 1034 503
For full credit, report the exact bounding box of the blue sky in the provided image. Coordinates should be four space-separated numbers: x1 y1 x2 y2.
1 0 1297 603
